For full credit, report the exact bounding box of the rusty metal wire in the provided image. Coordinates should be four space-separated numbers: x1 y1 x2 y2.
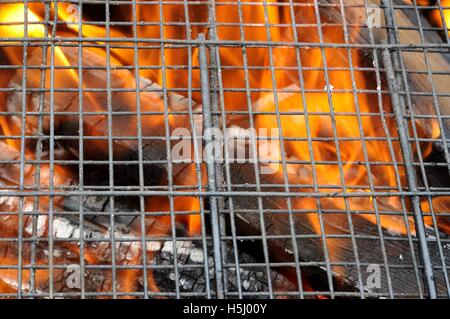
0 0 448 299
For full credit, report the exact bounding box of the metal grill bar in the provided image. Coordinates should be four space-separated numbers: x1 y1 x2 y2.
382 46 437 298
383 0 449 298
198 32 225 298
0 0 448 299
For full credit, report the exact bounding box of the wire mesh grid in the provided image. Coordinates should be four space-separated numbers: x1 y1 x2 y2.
0 0 448 299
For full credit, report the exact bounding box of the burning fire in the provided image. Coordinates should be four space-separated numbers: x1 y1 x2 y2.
418 0 450 33
0 1 447 297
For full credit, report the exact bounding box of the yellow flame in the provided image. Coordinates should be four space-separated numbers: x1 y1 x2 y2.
0 4 44 39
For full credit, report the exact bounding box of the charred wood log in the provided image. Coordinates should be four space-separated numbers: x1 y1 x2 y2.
0 194 298 297
321 0 450 177
0 141 299 297
225 126 450 297
0 141 148 296
6 46 201 176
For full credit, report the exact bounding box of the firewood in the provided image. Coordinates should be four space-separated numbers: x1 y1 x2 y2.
0 158 143 296
6 46 201 175
0 140 168 238
0 241 112 296
0 141 169 240
0 141 148 296
0 141 298 297
224 125 450 297
321 0 450 149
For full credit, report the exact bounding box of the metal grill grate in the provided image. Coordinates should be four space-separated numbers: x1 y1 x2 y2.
0 0 448 299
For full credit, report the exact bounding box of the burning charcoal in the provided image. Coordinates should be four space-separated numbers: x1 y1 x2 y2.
0 217 141 297
0 142 135 296
151 240 298 298
0 142 76 238
230 190 449 297
0 210 107 296
0 141 205 296
0 241 110 297
39 186 304 299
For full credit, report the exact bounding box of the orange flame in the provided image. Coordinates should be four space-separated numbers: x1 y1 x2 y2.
422 196 450 234
421 0 450 33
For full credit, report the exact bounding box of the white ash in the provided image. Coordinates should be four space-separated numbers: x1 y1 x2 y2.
153 240 296 296
18 206 297 296
284 248 294 255
113 231 140 262
146 241 162 252
189 247 204 263
0 195 20 208
24 215 47 237
42 249 64 258
161 240 194 256
53 217 77 238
